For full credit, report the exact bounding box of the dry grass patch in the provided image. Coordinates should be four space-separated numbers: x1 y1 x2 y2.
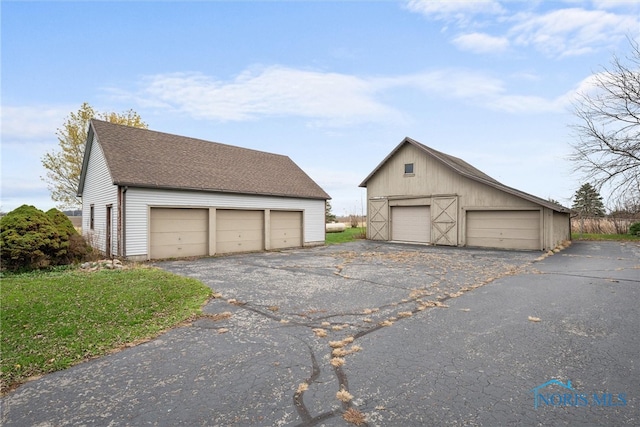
421 300 449 308
202 311 232 321
321 321 331 327
379 320 394 327
343 407 366 425
336 388 353 402
332 348 348 357
409 289 433 299
397 311 413 318
329 336 354 348
331 357 346 367
313 328 328 338
296 382 308 393
333 344 361 357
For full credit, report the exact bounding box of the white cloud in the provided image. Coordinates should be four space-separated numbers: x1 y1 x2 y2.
510 8 639 57
405 0 505 22
487 94 564 113
0 105 70 142
452 32 510 54
116 66 405 126
405 2 639 58
114 65 571 121
399 70 505 100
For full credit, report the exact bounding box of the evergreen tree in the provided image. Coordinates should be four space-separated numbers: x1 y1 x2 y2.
572 183 606 217
325 201 337 223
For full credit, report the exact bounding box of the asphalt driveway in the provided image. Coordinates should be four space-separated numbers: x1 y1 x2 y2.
1 240 638 426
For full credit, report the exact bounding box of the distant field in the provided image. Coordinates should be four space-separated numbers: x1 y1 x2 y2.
571 217 637 235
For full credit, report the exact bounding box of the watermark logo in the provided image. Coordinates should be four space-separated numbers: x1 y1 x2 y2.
530 379 627 409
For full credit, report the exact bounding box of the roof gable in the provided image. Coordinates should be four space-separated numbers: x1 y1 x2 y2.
79 120 330 200
360 137 569 213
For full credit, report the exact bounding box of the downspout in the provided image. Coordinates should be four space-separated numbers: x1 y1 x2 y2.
122 186 127 258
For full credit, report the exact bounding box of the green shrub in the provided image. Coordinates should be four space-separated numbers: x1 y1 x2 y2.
0 205 61 270
629 222 640 236
46 208 90 263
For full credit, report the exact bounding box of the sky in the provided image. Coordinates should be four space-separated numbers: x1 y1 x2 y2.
2 0 639 216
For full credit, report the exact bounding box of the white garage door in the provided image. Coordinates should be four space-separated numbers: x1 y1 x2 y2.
466 210 540 250
216 210 264 254
150 208 208 259
391 206 431 243
270 211 302 250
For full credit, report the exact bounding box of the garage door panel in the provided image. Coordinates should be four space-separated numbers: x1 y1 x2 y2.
151 231 208 245
467 228 539 239
150 218 209 233
391 206 430 243
270 211 302 249
216 210 263 254
466 210 540 250
150 208 208 259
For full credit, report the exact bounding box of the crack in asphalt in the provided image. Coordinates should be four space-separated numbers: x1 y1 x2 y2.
538 271 640 283
156 243 548 425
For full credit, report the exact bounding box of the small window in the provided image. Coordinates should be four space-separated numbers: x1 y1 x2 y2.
404 163 414 175
90 205 95 230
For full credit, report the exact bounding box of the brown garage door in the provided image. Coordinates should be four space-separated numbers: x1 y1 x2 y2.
150 208 208 259
391 205 430 243
466 210 540 250
216 210 264 254
270 211 302 250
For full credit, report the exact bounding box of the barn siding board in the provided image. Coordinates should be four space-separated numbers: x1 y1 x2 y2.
81 135 118 255
125 187 324 258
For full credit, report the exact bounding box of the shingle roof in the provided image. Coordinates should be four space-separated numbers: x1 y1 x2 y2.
359 137 569 213
78 119 330 200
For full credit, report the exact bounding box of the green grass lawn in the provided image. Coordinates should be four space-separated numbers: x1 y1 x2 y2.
572 233 640 241
325 227 366 245
1 267 212 393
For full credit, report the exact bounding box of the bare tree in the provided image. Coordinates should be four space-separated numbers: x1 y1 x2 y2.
570 36 640 204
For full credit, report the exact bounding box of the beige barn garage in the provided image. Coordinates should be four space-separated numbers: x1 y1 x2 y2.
78 120 329 260
360 138 570 251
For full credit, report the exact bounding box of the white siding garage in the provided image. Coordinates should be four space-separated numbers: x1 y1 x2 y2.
216 210 264 254
150 208 208 259
466 210 540 250
78 120 330 260
270 211 302 250
391 206 431 243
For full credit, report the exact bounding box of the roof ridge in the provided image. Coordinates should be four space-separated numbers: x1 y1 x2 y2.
90 119 291 159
